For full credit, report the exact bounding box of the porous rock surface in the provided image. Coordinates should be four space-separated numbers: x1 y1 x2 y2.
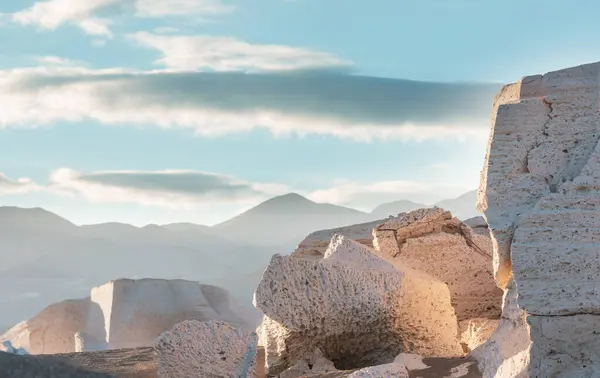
155 320 259 378
278 348 338 377
372 208 501 321
292 218 386 259
254 234 462 376
476 62 600 376
1 278 248 354
346 363 408 378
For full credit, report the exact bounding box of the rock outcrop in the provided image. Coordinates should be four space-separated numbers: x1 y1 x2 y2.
254 234 462 376
155 320 259 378
292 219 386 259
476 62 600 376
1 279 248 354
372 208 501 321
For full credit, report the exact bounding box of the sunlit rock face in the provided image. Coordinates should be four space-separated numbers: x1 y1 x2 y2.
1 278 248 354
372 208 502 321
477 61 600 377
254 234 462 376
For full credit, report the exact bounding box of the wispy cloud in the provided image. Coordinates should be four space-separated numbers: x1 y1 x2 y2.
0 65 499 141
0 168 470 211
128 32 351 72
307 180 471 209
12 0 119 36
47 168 290 209
10 0 233 36
0 173 40 195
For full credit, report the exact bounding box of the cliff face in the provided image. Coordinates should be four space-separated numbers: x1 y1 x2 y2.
477 62 600 377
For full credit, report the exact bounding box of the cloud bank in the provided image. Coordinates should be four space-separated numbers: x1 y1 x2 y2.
1 65 500 141
1 169 471 211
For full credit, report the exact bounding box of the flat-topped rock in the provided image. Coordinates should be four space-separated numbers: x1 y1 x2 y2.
254 234 462 376
372 208 501 321
1 278 249 354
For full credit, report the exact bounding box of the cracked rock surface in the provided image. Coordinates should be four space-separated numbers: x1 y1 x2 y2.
477 61 600 377
254 234 462 376
372 208 501 321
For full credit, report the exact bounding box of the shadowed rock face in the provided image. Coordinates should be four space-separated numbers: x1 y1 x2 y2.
254 235 462 376
476 62 600 377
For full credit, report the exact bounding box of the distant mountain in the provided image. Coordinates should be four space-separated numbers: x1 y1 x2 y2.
434 190 479 220
370 200 428 218
212 193 368 246
161 223 212 233
0 206 278 331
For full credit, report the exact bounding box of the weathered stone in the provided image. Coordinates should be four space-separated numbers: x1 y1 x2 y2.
292 219 385 259
372 208 501 321
279 348 338 377
155 320 259 378
346 363 408 377
458 318 499 353
254 234 462 375
476 62 600 376
1 278 249 354
470 278 529 378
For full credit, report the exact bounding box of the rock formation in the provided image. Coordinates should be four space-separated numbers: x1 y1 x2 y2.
1 278 248 354
155 320 259 378
254 234 463 376
372 208 502 321
278 348 338 377
346 363 408 378
292 218 385 259
476 62 600 376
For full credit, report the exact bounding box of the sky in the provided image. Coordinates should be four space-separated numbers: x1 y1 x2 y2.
1 0 600 226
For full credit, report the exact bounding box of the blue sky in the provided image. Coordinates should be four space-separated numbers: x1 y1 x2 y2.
0 0 598 226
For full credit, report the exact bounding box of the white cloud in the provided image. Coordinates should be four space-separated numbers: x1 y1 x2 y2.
12 0 118 36
307 180 472 210
11 0 233 36
129 32 351 72
0 173 40 195
134 0 234 17
47 168 290 209
0 66 497 142
35 56 86 67
1 168 472 212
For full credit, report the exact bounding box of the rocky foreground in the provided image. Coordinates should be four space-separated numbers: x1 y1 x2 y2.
3 60 600 377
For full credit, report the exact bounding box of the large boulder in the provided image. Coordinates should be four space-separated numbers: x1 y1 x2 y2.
254 234 462 376
1 278 249 354
372 208 502 321
155 320 259 378
476 62 600 376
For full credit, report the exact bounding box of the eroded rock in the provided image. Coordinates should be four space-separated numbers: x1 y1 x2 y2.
292 219 385 259
1 279 249 354
346 363 408 378
476 62 600 376
372 208 501 321
254 234 462 375
155 320 259 378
